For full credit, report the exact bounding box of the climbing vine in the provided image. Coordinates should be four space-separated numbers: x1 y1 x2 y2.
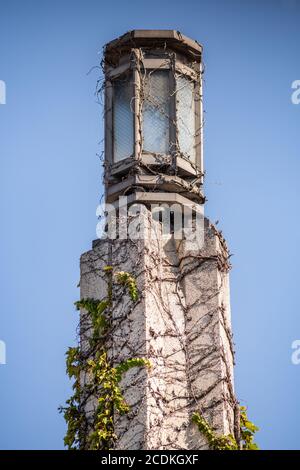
59 268 150 450
60 265 260 451
192 406 259 450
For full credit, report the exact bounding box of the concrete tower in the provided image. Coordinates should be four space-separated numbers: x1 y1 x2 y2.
79 30 238 450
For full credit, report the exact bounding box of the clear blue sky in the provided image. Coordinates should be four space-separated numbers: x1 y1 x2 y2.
0 0 299 450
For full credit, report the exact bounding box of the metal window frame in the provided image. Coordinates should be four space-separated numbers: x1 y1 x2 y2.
105 50 203 177
140 66 172 157
175 70 197 164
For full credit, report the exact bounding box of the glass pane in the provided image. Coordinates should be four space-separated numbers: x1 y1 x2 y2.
142 70 170 154
113 74 134 162
176 75 196 162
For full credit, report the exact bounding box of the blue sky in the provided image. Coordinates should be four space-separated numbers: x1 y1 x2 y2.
0 0 300 450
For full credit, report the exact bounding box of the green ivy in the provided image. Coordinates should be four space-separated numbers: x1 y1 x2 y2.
61 346 85 450
192 407 259 450
87 352 150 450
60 268 150 450
114 271 138 302
75 298 110 340
61 265 260 451
239 406 260 450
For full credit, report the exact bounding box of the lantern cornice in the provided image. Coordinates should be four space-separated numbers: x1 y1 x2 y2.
104 30 202 66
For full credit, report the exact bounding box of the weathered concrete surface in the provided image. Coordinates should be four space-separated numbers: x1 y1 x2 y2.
80 205 236 450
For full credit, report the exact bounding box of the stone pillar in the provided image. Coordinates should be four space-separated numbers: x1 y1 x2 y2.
79 206 236 450
177 219 236 449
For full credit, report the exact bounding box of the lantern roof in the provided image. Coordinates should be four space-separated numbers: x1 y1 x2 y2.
104 30 202 65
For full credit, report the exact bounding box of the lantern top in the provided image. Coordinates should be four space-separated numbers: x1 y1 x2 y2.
103 30 205 208
104 30 202 65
